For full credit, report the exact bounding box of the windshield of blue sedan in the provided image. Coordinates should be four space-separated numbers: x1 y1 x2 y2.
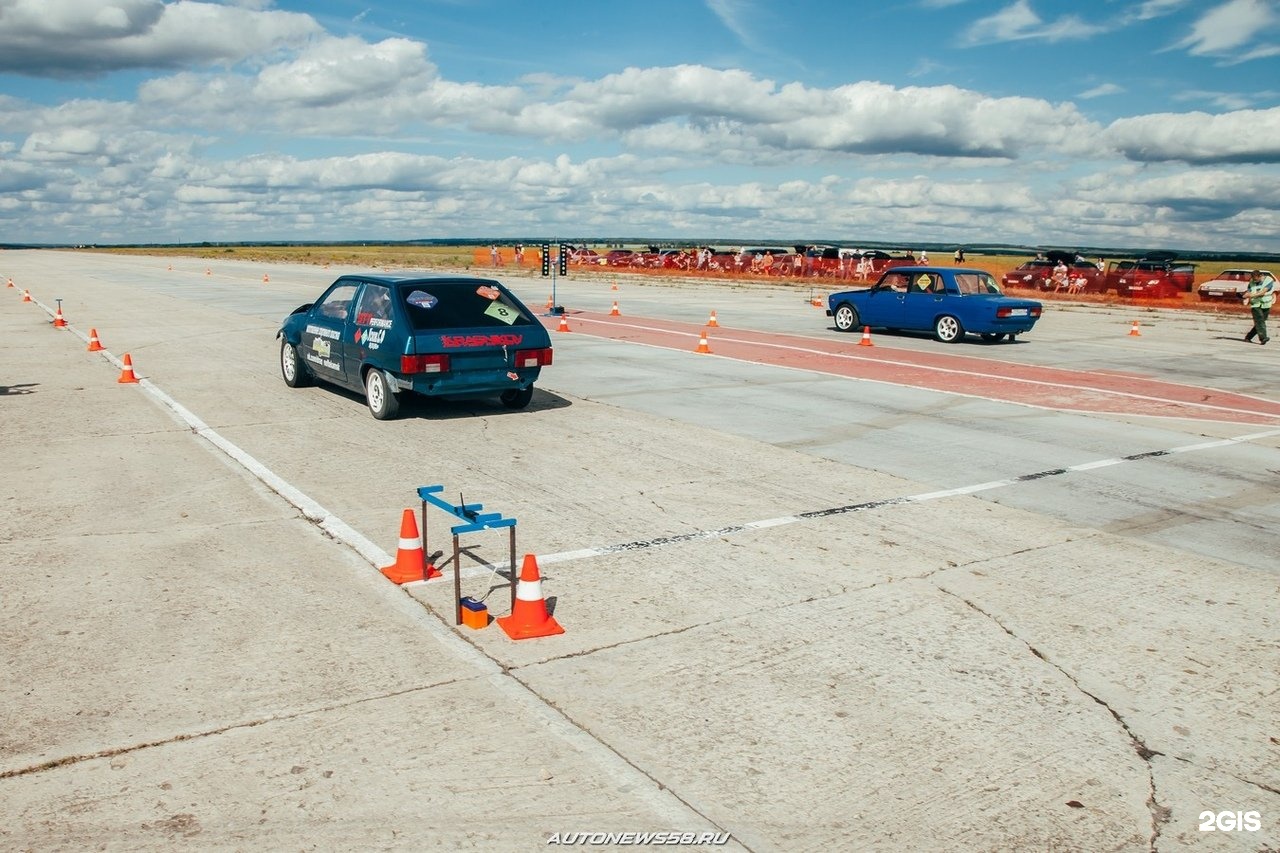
954 273 1002 295
399 281 535 330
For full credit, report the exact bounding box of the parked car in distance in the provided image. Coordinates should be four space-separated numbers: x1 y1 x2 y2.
1002 251 1102 292
1101 253 1196 299
826 267 1043 343
1198 269 1276 301
277 275 552 419
605 249 640 267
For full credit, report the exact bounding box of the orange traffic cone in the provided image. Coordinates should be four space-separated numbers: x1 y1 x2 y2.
497 554 564 640
811 296 823 308
609 300 620 316
117 353 140 384
557 314 570 332
6 277 13 288
546 294 554 310
205 268 211 276
858 326 874 347
706 310 719 327
52 306 67 328
86 328 104 352
262 273 270 283
167 264 172 271
21 289 31 303
695 330 712 354
380 509 440 583
610 280 618 291
1129 320 1141 337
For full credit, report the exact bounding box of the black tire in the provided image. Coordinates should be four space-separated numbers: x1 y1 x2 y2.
365 369 400 420
501 386 534 409
935 315 964 343
833 303 859 332
280 340 312 388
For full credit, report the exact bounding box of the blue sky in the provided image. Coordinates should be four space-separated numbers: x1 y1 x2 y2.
1 0 1278 252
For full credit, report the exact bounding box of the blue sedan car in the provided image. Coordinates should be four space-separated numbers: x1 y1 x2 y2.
827 266 1043 343
277 274 552 419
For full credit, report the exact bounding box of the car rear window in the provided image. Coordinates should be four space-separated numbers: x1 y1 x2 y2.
399 281 536 331
954 273 1001 294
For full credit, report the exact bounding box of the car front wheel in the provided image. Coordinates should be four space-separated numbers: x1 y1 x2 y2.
280 340 312 387
833 303 859 332
365 369 400 420
501 386 534 409
935 315 964 343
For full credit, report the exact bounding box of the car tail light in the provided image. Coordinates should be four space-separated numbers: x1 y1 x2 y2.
1030 306 1041 317
401 354 450 374
515 347 553 368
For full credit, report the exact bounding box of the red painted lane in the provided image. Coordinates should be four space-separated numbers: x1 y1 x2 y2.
563 311 1280 425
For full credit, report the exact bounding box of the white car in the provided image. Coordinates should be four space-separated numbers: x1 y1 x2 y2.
1198 268 1275 301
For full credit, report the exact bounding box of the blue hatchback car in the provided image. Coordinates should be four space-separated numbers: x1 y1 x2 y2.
277 274 552 419
827 266 1043 343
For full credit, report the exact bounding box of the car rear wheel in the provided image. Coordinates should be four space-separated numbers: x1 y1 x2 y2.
833 303 859 332
501 386 534 409
280 340 312 388
365 369 400 420
935 315 964 343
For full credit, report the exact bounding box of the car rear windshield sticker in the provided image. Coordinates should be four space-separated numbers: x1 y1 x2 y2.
476 285 500 300
484 300 519 324
440 333 524 348
407 290 438 309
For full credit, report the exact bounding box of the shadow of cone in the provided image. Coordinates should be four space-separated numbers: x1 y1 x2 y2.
87 328 103 352
497 554 564 640
859 326 874 347
381 509 431 584
117 353 140 384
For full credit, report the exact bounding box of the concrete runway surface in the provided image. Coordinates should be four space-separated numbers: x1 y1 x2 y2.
1 251 1277 852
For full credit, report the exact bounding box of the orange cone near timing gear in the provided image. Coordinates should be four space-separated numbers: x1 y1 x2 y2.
52 305 67 328
609 300 620 316
21 289 32 303
381 509 438 583
706 310 719 327
263 273 270 283
695 330 712 354
497 554 564 640
6 277 13 288
117 353 140 384
86 328 104 352
557 314 570 332
859 326 874 347
1129 320 1141 337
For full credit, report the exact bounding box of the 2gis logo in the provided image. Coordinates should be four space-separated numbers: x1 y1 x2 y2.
1198 810 1262 832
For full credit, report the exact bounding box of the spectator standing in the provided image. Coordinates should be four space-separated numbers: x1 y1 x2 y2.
490 245 500 267
919 250 929 265
514 244 524 265
954 248 965 265
1243 270 1274 344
